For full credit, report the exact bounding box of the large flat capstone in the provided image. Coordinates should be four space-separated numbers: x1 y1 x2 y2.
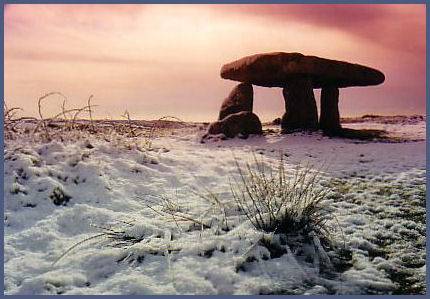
220 52 385 88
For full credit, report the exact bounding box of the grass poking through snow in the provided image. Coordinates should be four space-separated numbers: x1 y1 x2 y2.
230 153 335 240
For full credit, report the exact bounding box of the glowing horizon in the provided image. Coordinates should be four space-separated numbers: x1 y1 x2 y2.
4 4 426 122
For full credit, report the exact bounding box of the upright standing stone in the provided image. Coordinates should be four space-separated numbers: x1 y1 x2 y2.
219 83 253 120
281 78 318 132
320 86 341 133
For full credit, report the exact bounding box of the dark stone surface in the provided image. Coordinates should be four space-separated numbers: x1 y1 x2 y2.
272 117 282 125
221 52 385 88
219 83 253 120
281 78 318 132
320 86 341 133
207 111 262 138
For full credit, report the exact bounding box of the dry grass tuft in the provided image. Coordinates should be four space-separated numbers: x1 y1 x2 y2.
52 220 147 266
230 153 334 240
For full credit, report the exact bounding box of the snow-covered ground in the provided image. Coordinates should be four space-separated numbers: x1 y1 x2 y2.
4 116 426 295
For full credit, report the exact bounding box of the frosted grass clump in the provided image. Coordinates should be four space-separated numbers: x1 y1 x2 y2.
230 154 334 240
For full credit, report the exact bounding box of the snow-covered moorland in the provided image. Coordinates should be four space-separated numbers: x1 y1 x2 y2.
4 115 426 295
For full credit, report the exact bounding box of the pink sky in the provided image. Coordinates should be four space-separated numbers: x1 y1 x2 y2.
4 4 426 121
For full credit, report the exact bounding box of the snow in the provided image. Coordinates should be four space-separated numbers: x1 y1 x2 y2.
4 116 426 295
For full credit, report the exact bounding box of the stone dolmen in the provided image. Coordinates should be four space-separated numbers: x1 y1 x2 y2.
207 52 385 138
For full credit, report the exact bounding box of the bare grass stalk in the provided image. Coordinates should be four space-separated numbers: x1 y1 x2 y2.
140 194 211 230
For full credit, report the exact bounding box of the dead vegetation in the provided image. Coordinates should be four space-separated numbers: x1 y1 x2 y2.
4 92 191 149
